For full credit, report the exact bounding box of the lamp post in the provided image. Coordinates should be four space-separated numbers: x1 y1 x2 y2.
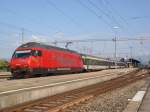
21 28 24 44
130 46 133 66
130 46 133 59
113 26 119 68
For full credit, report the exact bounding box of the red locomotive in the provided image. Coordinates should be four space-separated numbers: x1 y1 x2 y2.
10 42 126 78
10 42 84 78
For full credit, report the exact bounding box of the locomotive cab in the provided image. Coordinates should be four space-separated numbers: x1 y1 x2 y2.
10 49 42 78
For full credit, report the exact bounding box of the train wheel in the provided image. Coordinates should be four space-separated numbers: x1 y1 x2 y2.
12 73 22 79
24 74 30 78
24 71 33 78
41 74 47 77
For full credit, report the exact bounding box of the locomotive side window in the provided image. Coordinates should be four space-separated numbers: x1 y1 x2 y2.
32 50 42 56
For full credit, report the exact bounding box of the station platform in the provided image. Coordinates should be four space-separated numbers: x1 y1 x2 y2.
0 72 11 75
138 79 150 112
0 68 137 109
123 77 150 112
0 68 135 93
0 72 11 78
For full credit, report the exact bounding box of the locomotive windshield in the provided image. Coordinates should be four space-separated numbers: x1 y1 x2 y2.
13 50 42 58
13 50 31 58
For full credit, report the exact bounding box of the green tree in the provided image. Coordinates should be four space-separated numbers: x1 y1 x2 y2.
0 60 9 71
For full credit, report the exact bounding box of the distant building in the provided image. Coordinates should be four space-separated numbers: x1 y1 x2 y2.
120 58 125 62
126 58 141 68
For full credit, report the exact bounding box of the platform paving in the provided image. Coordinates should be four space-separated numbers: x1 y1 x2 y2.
0 68 137 109
123 77 150 112
0 68 135 93
0 72 11 76
138 83 150 112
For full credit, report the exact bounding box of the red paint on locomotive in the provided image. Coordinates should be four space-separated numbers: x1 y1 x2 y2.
10 42 84 78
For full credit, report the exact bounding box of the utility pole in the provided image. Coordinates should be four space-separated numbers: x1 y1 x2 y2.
113 37 117 67
21 28 24 44
115 36 117 64
129 46 133 66
130 46 133 58
113 26 119 68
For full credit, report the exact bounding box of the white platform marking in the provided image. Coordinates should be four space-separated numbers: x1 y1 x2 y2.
132 91 146 102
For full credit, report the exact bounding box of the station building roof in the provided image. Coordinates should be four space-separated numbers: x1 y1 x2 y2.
126 58 141 63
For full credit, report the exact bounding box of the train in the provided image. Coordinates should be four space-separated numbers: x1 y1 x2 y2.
10 42 126 78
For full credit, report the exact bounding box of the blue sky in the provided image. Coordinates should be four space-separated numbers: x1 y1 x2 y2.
0 0 150 62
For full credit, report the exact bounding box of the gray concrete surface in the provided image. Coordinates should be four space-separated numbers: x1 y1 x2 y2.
138 79 150 112
0 72 11 76
123 78 150 112
0 68 137 109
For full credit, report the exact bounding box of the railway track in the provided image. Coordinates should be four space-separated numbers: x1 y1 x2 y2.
0 73 12 79
0 75 11 79
1 69 150 112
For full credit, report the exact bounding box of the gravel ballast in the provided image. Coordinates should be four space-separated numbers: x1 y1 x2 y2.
66 79 146 112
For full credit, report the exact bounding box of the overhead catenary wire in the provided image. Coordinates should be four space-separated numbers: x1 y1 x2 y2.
101 0 135 36
46 0 81 27
48 36 150 58
0 21 49 37
103 0 127 25
77 0 114 32
87 0 123 29
0 21 54 45
0 6 62 33
128 16 150 21
49 36 150 44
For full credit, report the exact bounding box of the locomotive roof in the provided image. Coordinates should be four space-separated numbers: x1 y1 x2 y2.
18 42 77 53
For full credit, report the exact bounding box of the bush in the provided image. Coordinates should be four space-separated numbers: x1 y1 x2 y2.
0 60 9 71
